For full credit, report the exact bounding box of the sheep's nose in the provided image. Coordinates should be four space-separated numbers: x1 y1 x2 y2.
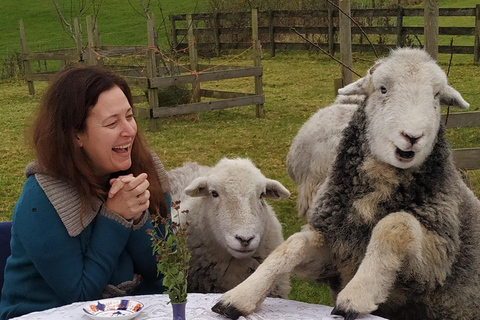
402 132 423 146
235 235 255 247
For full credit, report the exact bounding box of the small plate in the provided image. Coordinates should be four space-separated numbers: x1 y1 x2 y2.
83 298 144 319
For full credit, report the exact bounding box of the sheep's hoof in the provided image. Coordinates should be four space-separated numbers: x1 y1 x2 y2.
211 301 244 319
331 306 359 320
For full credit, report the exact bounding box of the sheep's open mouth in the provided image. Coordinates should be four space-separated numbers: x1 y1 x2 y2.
396 148 415 162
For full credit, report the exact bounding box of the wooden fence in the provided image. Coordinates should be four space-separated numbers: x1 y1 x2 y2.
170 5 480 62
19 10 265 125
441 111 480 171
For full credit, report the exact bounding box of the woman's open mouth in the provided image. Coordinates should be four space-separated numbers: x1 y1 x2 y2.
112 143 131 153
395 147 415 162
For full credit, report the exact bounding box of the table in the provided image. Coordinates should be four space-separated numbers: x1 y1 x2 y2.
12 293 387 320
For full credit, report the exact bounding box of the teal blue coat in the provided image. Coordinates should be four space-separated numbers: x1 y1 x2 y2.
0 175 169 319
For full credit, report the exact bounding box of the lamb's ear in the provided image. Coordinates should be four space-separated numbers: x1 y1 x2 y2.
440 85 470 109
337 63 380 96
184 177 210 197
264 179 290 200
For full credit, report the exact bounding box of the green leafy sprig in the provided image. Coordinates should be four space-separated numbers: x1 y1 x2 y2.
149 201 191 303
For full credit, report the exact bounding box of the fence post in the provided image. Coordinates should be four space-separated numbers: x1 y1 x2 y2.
339 0 352 85
252 8 265 118
424 0 439 60
328 4 335 55
146 16 159 120
213 12 221 57
73 17 84 62
475 4 480 63
170 14 178 50
187 14 200 103
396 5 404 47
19 19 35 95
86 16 97 65
268 10 276 57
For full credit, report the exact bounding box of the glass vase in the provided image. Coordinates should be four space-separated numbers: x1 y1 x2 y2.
171 301 187 320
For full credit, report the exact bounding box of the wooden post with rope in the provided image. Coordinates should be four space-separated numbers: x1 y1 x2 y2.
252 8 265 118
146 16 159 122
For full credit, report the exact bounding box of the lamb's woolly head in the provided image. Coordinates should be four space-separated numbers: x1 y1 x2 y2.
184 158 290 259
338 48 469 169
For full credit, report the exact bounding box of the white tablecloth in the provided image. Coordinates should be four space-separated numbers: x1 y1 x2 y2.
12 293 387 320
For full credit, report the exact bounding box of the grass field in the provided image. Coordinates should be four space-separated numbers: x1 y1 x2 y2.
1 0 479 307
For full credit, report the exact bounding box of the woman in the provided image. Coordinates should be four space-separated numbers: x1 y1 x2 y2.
0 65 171 319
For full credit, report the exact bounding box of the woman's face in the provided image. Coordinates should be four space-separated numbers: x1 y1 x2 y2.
76 85 137 177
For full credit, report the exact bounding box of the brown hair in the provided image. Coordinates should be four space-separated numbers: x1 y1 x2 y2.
32 65 167 217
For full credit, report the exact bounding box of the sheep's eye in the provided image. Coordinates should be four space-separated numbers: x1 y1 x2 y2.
380 86 387 94
260 192 266 199
434 92 440 99
211 190 219 198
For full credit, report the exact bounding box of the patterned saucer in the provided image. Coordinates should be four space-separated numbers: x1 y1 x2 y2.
83 299 144 319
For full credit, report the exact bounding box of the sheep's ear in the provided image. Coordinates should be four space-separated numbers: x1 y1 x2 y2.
440 85 470 109
264 179 290 200
337 63 379 96
184 177 210 197
337 76 367 96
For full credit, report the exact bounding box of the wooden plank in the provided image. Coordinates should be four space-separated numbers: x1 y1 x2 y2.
200 89 253 99
123 76 149 87
441 112 480 128
25 52 79 60
149 67 262 88
27 73 56 82
152 95 265 118
452 148 480 171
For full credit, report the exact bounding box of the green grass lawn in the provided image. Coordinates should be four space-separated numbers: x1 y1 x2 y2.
1 0 479 308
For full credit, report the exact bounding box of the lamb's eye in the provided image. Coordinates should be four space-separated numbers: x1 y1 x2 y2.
434 92 440 99
260 192 266 199
211 190 219 198
380 86 387 94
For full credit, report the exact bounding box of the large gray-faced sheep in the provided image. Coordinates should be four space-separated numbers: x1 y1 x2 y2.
167 158 291 298
212 48 480 320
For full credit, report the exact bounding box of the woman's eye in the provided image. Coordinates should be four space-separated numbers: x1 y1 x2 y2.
106 121 117 128
126 113 134 120
380 86 387 94
211 190 219 198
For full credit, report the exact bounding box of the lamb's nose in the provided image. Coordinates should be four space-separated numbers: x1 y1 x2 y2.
402 132 423 145
235 235 255 247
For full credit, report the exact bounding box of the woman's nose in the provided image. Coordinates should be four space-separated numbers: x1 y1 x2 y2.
120 119 137 136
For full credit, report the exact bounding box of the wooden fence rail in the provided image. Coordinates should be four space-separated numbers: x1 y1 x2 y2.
441 111 480 171
170 5 480 62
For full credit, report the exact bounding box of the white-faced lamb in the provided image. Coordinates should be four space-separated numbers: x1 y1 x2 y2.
167 158 291 298
212 48 480 320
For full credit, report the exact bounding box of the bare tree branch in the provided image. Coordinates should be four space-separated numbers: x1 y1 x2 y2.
324 0 379 58
52 0 75 40
444 38 455 127
291 27 362 77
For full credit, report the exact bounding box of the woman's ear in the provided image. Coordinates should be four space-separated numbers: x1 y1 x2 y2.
74 132 83 147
